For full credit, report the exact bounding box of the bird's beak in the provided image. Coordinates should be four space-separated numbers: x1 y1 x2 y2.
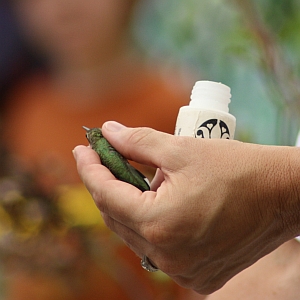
82 126 90 132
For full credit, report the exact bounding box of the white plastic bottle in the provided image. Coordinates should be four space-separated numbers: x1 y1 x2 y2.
175 80 236 139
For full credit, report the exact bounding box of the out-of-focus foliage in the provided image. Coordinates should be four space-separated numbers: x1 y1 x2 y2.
133 0 300 145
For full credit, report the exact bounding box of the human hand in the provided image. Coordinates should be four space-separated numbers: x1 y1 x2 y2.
73 121 300 294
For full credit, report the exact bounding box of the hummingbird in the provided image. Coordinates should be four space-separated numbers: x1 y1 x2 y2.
83 126 150 192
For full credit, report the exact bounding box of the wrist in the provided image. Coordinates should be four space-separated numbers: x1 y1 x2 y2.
247 145 300 243
283 146 300 237
264 146 300 240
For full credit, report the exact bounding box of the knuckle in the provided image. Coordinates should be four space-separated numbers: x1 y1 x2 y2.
143 222 173 246
158 258 183 275
163 136 196 168
172 275 195 289
90 183 110 214
143 227 163 246
90 188 104 210
127 127 154 148
102 213 114 231
172 275 224 295
195 281 226 295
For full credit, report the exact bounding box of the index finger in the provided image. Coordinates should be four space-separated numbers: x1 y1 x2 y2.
73 145 112 185
73 145 154 231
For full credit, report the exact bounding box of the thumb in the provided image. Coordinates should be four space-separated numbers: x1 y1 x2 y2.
102 121 176 168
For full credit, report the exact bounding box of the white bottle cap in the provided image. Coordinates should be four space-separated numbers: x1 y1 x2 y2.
189 81 231 113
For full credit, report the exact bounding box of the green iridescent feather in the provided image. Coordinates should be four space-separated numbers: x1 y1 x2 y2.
83 126 149 192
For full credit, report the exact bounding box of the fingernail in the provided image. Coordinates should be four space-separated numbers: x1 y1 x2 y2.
104 121 126 132
72 145 84 159
72 148 77 159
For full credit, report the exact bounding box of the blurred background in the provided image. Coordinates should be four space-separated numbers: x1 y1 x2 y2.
0 0 300 299
2 0 300 145
132 0 300 146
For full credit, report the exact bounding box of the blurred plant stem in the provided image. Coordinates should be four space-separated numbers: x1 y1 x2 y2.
232 0 300 144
